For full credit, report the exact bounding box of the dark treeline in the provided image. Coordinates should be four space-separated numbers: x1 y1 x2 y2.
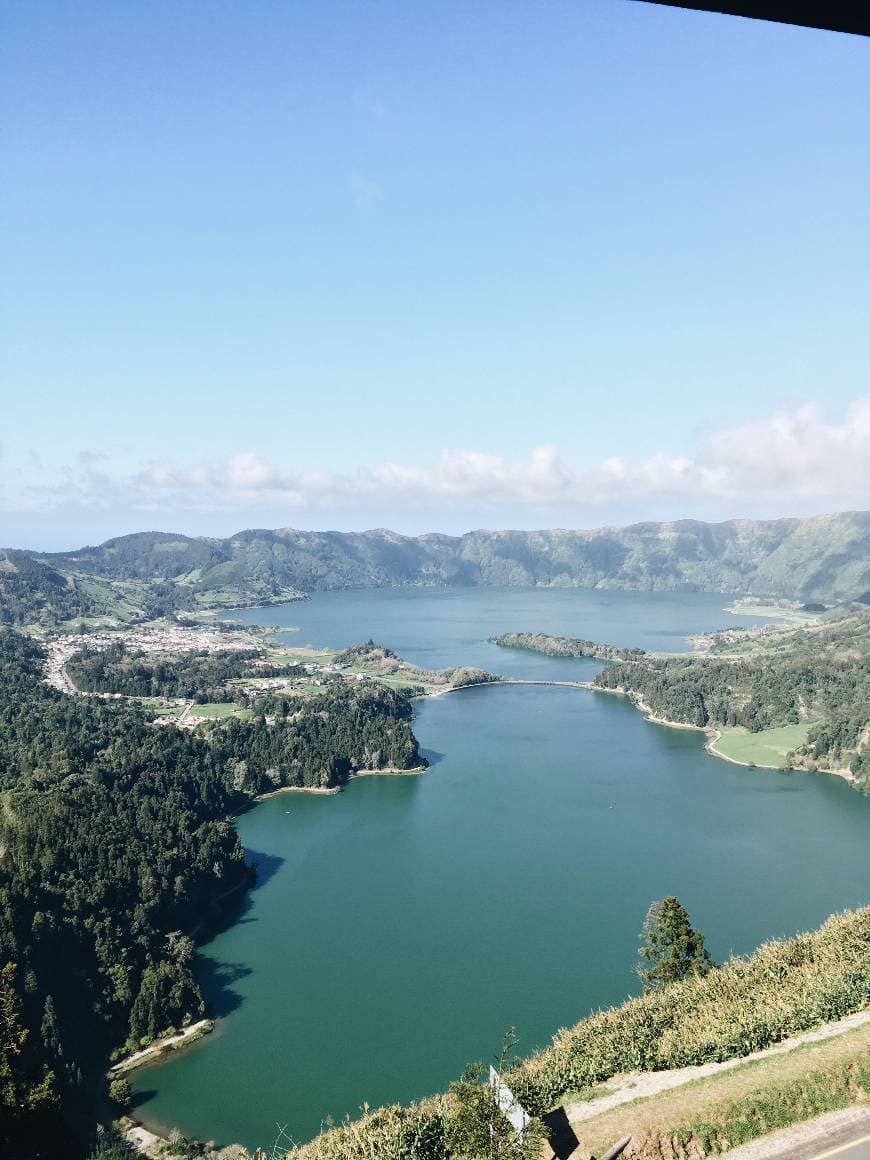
0 631 248 1156
595 654 868 732
801 709 870 784
0 631 422 1157
66 641 305 702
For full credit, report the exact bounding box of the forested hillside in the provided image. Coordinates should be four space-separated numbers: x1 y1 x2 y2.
0 632 248 1155
593 608 870 784
0 631 423 1156
3 511 863 630
66 641 305 701
0 550 96 628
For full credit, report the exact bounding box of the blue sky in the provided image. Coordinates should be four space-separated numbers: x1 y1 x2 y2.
2 1 868 548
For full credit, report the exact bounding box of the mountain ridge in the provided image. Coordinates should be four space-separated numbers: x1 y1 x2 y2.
2 510 868 628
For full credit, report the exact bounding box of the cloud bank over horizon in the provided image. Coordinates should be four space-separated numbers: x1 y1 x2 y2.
2 399 869 545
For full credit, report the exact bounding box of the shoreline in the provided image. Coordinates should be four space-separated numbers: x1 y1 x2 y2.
120 666 861 1151
117 761 431 1154
588 683 706 732
347 764 428 777
704 727 772 769
253 763 429 801
721 602 821 624
109 1018 214 1077
596 688 858 784
705 729 856 782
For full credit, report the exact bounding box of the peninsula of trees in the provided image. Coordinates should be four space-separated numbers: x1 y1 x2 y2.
590 606 870 787
332 640 501 690
0 630 424 1157
490 631 646 662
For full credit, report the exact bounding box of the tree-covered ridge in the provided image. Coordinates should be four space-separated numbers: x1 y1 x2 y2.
0 631 425 1155
0 630 249 1155
593 608 870 785
0 549 226 630
0 550 96 628
3 510 863 629
66 641 305 701
209 683 424 792
332 640 501 689
490 631 646 662
48 531 307 615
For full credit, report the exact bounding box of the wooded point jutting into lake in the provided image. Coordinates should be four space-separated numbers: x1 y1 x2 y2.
2 2 869 1158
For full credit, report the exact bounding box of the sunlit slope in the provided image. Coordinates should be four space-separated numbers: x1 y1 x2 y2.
31 510 870 608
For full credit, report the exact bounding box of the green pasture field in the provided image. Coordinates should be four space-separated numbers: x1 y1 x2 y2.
713 723 811 768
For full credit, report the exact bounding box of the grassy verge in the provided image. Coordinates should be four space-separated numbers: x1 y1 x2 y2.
711 724 811 769
573 1024 870 1160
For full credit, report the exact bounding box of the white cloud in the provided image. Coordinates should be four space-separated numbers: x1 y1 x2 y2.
5 399 870 521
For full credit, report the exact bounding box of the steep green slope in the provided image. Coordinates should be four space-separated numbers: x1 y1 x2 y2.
0 550 108 628
287 908 870 1160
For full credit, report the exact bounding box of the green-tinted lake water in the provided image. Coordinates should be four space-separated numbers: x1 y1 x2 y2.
133 589 870 1151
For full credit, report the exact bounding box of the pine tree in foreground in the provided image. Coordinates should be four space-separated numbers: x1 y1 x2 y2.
637 896 714 992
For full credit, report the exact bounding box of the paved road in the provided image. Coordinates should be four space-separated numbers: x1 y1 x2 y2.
801 1122 870 1160
727 1109 870 1160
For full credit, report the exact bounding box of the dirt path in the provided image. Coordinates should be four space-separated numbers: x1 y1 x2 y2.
563 1009 870 1127
109 1018 213 1075
558 1018 870 1160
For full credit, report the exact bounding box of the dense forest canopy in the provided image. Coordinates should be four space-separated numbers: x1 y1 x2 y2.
66 642 306 702
0 631 423 1156
592 608 870 784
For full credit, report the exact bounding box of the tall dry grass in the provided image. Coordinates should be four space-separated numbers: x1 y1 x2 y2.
512 908 870 1113
284 908 870 1159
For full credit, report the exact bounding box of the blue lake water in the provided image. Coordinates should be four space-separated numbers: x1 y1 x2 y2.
133 589 870 1150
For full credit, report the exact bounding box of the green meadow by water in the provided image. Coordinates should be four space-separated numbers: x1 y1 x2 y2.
133 589 870 1150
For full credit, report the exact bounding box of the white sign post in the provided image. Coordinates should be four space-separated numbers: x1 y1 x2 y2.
489 1065 531 1137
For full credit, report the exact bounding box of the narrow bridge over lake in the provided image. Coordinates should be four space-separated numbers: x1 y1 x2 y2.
500 678 595 690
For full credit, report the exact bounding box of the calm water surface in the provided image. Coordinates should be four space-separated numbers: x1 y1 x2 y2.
133 590 870 1150
222 586 779 676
